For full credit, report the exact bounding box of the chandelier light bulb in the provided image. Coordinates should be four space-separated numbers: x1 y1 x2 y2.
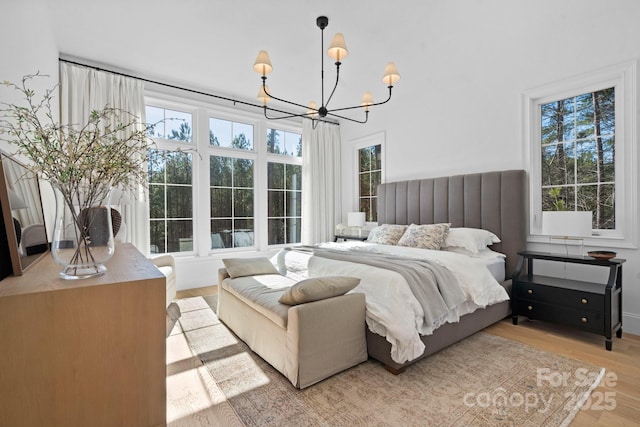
382 62 400 87
253 50 273 76
257 85 270 105
307 101 318 117
327 33 349 62
361 92 374 111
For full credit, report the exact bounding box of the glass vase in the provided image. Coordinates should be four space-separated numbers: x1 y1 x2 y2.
51 184 115 279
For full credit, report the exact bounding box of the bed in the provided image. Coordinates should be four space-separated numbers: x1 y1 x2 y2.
277 169 526 373
362 169 526 372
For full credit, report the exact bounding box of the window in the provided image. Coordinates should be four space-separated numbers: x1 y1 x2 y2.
148 149 193 253
145 97 303 255
146 105 194 254
267 128 302 245
540 88 615 230
524 62 636 247
210 155 255 249
358 144 382 222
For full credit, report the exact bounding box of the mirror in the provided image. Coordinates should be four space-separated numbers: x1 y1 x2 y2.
0 151 49 279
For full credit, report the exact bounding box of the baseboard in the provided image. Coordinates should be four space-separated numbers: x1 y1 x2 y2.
622 312 640 336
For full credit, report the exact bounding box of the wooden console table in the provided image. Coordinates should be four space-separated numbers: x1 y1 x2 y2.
0 244 166 427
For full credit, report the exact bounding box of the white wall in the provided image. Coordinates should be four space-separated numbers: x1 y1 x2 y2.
340 1 640 334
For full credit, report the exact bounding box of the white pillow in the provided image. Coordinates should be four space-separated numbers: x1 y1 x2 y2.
443 227 501 253
278 276 360 305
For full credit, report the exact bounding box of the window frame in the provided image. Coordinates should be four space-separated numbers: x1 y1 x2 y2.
145 91 303 256
265 125 303 248
352 132 385 224
146 99 198 256
523 61 637 248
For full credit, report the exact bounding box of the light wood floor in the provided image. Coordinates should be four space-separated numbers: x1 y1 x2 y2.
168 286 640 426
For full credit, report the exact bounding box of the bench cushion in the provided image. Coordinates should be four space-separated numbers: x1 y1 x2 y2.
221 273 294 328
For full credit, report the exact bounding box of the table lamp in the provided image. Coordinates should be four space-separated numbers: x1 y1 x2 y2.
347 212 366 237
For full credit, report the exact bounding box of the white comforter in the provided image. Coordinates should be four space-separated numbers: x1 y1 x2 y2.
275 242 509 364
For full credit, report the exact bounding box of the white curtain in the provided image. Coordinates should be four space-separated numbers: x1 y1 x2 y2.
59 62 150 254
301 120 342 245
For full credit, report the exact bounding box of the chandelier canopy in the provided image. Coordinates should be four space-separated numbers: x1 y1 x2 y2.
253 16 400 127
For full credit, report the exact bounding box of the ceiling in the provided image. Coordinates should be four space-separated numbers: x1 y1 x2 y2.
47 0 426 120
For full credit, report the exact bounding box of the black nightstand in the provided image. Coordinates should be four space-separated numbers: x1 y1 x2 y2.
334 233 369 242
512 250 624 351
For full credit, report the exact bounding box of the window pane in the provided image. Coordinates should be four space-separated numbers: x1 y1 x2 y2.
146 107 192 142
166 186 192 218
210 117 253 150
284 131 302 157
233 122 253 150
286 164 302 190
268 163 285 189
577 184 615 229
166 152 192 184
372 144 382 170
360 172 371 196
286 218 301 243
267 129 282 154
167 220 193 252
268 190 284 217
149 186 165 219
149 220 165 253
233 219 254 247
210 156 232 187
211 188 232 217
542 186 575 211
267 129 302 157
148 149 165 183
542 142 575 186
146 106 165 138
234 189 254 217
268 218 285 245
286 191 301 216
233 158 254 187
211 219 232 248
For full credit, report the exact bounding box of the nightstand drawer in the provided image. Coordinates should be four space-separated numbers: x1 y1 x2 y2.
517 300 604 333
515 282 604 311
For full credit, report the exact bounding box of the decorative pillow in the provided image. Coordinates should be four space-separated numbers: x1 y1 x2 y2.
278 276 361 305
396 223 450 250
222 257 280 279
443 227 501 254
366 224 408 245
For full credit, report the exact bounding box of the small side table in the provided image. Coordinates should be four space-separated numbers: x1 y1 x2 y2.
512 250 624 351
334 233 369 242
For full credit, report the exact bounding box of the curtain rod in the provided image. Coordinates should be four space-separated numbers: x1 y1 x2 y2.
58 58 339 127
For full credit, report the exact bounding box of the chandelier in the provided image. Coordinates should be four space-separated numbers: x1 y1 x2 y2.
253 16 400 127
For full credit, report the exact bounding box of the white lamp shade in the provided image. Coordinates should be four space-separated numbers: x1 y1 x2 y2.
253 50 273 75
382 62 400 86
542 211 592 238
361 91 374 110
327 33 348 61
347 212 366 228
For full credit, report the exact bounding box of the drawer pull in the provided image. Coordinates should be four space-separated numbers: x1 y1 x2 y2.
581 298 588 304
581 317 588 323
527 305 533 311
527 289 533 295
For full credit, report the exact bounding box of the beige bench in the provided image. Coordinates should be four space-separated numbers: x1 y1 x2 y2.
217 268 367 389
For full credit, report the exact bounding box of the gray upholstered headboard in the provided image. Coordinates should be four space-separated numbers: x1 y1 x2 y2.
377 169 526 279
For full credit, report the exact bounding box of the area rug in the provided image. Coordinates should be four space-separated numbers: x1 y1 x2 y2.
176 296 604 427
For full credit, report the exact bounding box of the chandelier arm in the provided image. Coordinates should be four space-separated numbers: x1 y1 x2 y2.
327 86 393 114
262 106 318 121
262 80 318 112
326 110 369 124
